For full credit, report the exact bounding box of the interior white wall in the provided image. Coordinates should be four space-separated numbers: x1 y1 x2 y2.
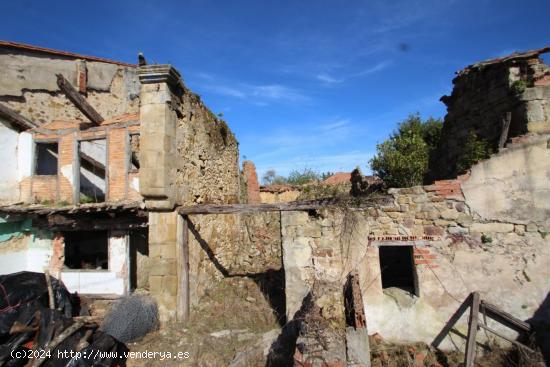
60 231 129 295
18 132 33 180
0 120 21 201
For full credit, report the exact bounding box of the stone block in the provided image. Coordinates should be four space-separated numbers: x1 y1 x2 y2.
160 244 176 259
149 259 177 276
470 222 514 233
149 212 177 244
448 226 469 235
149 275 163 294
162 275 178 295
298 223 322 238
440 209 459 220
514 224 526 235
457 213 473 226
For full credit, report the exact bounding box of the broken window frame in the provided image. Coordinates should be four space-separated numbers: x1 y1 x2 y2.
62 229 110 271
377 244 420 297
33 140 59 176
77 137 107 204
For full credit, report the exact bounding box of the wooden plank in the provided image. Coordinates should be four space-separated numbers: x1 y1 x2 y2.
481 300 531 334
0 102 38 130
79 151 106 176
464 291 481 367
177 197 391 215
56 74 104 125
431 293 473 348
498 112 512 150
478 323 536 354
176 215 190 323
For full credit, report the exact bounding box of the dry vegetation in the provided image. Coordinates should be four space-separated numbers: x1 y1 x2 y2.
126 277 281 366
369 334 545 367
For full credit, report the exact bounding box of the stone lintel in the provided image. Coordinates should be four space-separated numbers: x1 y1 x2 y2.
138 64 183 91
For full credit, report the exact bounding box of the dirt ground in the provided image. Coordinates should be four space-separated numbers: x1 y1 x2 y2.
126 277 281 367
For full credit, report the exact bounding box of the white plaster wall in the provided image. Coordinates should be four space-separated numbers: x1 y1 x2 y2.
27 233 54 273
358 235 550 350
281 209 550 352
0 251 29 275
17 132 33 180
0 120 20 202
0 232 53 275
462 135 550 225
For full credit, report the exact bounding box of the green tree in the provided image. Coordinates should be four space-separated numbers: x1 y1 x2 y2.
286 168 320 185
456 130 491 174
370 114 442 188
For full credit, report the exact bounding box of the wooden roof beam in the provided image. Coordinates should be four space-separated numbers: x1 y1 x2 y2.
56 74 104 125
79 151 106 177
0 103 38 130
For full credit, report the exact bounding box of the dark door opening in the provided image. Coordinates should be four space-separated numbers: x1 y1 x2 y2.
379 246 418 296
64 230 109 270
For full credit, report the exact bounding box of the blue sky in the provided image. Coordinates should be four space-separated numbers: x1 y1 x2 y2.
2 0 549 181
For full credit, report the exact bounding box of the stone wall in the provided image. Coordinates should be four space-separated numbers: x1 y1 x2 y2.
0 47 139 124
281 162 550 351
187 212 282 306
431 48 550 179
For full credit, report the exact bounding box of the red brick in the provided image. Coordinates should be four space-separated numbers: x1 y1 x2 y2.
242 160 261 204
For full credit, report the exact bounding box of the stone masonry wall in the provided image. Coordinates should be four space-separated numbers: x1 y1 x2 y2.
0 47 139 124
432 49 550 179
187 212 282 306
282 171 550 351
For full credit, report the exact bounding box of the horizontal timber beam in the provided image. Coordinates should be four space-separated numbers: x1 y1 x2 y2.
56 74 104 125
177 197 392 215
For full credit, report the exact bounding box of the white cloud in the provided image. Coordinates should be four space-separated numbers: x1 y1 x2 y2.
193 76 309 105
316 73 343 84
355 60 392 76
256 151 375 177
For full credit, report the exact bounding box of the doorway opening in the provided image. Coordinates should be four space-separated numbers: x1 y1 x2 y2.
379 246 418 296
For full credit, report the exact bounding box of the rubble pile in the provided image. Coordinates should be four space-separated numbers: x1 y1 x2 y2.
0 272 127 366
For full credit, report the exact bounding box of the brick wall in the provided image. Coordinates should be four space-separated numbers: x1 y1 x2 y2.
107 127 128 201
58 132 75 203
30 176 57 203
242 160 261 204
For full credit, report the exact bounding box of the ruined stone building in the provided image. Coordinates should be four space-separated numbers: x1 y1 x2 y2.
0 41 549 366
0 41 242 312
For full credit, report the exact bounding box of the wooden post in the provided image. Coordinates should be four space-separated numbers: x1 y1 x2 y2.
464 291 481 367
498 112 512 150
56 74 104 125
176 214 190 323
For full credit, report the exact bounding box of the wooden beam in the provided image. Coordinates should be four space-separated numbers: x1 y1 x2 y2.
498 112 512 150
56 74 104 125
177 197 391 215
79 151 106 177
0 103 38 130
477 323 536 354
481 300 531 334
464 291 481 367
176 215 190 323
